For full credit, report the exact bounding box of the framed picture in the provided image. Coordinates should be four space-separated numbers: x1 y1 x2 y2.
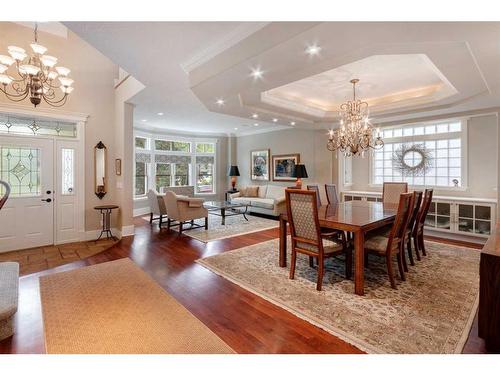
115 158 122 176
250 149 270 181
272 154 300 181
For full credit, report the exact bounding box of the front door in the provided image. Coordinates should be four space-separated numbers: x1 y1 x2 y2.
0 137 54 253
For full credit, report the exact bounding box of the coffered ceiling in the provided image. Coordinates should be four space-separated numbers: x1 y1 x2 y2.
66 22 500 136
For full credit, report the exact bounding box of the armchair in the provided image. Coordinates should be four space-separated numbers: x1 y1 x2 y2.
147 189 167 227
163 191 208 235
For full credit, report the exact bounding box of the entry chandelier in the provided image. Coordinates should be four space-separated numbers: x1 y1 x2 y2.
0 23 74 108
327 79 383 157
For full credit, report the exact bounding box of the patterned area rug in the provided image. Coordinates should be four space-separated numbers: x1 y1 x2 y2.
40 258 234 354
144 214 279 242
197 238 480 354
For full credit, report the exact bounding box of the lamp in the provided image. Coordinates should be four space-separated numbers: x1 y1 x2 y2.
292 164 308 189
228 165 240 191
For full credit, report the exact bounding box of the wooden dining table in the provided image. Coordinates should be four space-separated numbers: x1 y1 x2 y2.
279 200 398 296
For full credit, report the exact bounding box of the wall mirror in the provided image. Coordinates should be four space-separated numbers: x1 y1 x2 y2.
94 141 107 199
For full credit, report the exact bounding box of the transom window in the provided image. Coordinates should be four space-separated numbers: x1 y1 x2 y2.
134 135 216 197
371 120 466 188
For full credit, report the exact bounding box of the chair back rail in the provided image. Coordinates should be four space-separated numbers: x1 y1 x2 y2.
0 180 10 211
382 182 408 205
386 192 415 254
285 189 323 254
414 188 434 235
325 184 339 205
306 185 322 207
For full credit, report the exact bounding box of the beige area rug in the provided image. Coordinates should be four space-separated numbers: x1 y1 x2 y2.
40 258 234 354
0 238 118 276
144 213 278 242
197 238 480 354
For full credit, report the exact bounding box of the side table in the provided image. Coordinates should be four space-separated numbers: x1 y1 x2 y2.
94 205 119 240
225 190 239 201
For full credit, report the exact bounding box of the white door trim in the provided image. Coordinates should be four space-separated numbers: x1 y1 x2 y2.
0 104 87 247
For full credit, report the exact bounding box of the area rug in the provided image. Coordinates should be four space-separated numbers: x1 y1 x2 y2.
154 214 278 242
196 238 480 354
39 258 234 354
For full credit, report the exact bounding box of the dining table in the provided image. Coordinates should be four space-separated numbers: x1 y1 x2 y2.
279 200 398 296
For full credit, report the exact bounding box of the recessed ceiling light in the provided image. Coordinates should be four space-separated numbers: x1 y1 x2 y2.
216 98 225 106
272 118 278 123
234 127 238 130
290 121 296 126
254 123 259 127
252 113 258 119
141 119 147 122
305 44 321 56
250 67 263 80
157 112 164 116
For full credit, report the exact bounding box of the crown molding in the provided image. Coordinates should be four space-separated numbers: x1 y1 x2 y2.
180 22 269 74
0 102 89 123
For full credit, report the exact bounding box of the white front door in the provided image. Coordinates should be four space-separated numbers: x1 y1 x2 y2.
0 137 54 253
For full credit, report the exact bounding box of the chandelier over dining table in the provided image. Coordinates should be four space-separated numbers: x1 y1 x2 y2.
327 79 383 157
0 23 74 108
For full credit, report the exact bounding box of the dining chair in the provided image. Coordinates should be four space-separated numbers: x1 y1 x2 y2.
382 182 408 205
0 181 11 211
413 188 434 259
405 190 423 266
325 184 339 204
285 189 352 291
306 185 322 207
364 192 415 289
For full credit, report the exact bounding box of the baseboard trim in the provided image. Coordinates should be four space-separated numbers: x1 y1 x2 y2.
84 225 135 241
133 207 150 217
121 225 135 237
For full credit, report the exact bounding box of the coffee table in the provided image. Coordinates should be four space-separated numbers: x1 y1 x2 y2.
204 201 249 225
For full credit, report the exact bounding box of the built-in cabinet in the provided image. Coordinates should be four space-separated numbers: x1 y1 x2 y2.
341 191 496 241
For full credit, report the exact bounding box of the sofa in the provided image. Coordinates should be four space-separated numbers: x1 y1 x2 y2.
229 185 287 217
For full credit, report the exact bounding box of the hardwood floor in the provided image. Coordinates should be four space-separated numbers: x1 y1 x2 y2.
0 216 486 354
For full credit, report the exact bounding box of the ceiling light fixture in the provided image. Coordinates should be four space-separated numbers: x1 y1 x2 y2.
305 44 322 56
251 113 258 119
216 98 225 106
254 123 259 127
272 118 278 123
234 127 238 130
141 119 147 122
157 112 164 116
327 78 384 157
290 121 296 126
250 67 263 80
0 23 74 108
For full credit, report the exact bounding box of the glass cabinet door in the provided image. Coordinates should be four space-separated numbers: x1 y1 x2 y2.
458 204 474 233
475 205 491 235
424 201 437 228
435 202 452 230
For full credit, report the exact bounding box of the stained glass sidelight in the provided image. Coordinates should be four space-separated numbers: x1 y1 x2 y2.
62 148 75 195
0 146 41 197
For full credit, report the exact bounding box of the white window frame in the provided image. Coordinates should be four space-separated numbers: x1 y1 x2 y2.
133 130 217 199
368 118 468 191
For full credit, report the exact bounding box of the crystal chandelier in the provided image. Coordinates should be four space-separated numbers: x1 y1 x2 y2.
327 79 383 157
0 23 74 108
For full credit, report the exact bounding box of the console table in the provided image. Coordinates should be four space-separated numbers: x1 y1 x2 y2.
479 220 500 352
94 205 119 240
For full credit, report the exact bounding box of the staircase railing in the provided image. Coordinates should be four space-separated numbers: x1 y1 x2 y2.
0 180 10 211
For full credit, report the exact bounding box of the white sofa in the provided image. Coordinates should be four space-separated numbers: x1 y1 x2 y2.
229 185 286 217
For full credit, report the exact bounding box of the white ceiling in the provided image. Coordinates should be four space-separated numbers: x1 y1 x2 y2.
65 22 500 135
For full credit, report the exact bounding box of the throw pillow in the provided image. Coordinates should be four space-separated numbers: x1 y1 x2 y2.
246 186 259 197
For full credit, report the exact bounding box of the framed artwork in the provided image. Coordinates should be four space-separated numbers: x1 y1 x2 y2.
250 149 270 181
272 154 300 181
115 158 122 176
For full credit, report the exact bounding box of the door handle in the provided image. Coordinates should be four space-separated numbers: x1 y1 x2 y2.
41 198 52 203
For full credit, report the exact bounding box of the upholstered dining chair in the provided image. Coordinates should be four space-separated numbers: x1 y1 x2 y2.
382 182 408 205
147 189 167 227
405 190 423 266
364 192 415 289
285 189 352 291
412 188 434 259
325 184 339 205
306 185 322 207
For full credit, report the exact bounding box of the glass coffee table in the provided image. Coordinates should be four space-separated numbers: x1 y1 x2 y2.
203 201 249 225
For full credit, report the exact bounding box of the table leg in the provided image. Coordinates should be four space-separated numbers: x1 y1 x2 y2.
279 216 287 267
354 229 365 296
221 208 226 225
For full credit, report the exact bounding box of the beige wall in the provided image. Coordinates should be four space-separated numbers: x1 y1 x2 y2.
0 22 120 232
236 129 335 203
349 113 498 199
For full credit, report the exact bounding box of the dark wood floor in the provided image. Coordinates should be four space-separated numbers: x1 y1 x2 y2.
0 216 487 354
